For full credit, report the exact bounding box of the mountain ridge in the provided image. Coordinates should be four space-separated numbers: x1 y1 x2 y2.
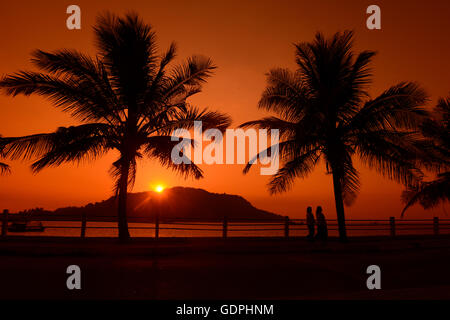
16 186 283 222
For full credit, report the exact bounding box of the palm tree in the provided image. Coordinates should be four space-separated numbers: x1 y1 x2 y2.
241 31 429 241
0 13 231 241
402 96 450 215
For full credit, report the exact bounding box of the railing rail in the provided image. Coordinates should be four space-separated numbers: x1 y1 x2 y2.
1 209 449 239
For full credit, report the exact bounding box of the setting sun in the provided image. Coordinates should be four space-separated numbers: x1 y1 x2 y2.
155 185 165 193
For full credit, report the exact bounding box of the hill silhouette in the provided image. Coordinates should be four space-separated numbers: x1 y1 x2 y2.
17 187 282 222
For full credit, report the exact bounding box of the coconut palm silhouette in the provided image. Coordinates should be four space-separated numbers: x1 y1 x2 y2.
0 12 231 241
402 95 450 215
241 31 429 241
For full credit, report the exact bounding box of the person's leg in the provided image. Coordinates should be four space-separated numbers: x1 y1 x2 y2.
307 225 314 240
318 226 324 240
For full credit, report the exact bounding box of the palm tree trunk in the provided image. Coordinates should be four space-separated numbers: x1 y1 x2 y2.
331 171 348 242
117 161 130 242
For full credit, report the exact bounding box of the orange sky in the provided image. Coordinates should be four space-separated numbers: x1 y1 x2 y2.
0 0 449 219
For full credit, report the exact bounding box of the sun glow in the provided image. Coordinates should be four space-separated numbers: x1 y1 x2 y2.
154 185 165 193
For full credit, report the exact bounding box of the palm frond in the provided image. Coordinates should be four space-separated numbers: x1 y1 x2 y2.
401 172 450 216
401 95 450 215
141 42 178 114
347 82 429 132
0 71 118 123
0 162 10 175
241 140 295 174
295 31 355 95
258 68 310 122
30 49 121 120
1 124 113 172
239 116 297 141
339 159 360 205
147 105 231 136
160 55 216 102
143 135 203 180
356 130 424 186
419 95 450 169
268 147 321 194
109 156 139 195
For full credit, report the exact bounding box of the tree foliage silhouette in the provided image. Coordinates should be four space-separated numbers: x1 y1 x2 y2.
0 13 231 240
241 31 429 241
402 95 450 215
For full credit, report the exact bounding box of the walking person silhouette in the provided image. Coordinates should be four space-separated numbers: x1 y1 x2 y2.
306 206 315 241
315 206 328 241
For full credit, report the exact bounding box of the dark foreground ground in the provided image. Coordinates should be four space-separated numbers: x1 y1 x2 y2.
1 235 450 300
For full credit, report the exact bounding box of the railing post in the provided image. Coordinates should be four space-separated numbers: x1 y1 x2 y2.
223 216 228 239
390 217 395 237
284 216 289 238
155 213 159 239
433 217 439 236
1 209 8 238
80 212 86 238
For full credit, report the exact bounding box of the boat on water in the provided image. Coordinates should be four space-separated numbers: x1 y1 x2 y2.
8 221 45 232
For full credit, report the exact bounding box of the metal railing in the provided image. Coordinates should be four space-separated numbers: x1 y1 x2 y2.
1 209 450 239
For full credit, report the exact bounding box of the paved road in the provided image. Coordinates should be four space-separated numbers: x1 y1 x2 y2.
1 236 450 299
